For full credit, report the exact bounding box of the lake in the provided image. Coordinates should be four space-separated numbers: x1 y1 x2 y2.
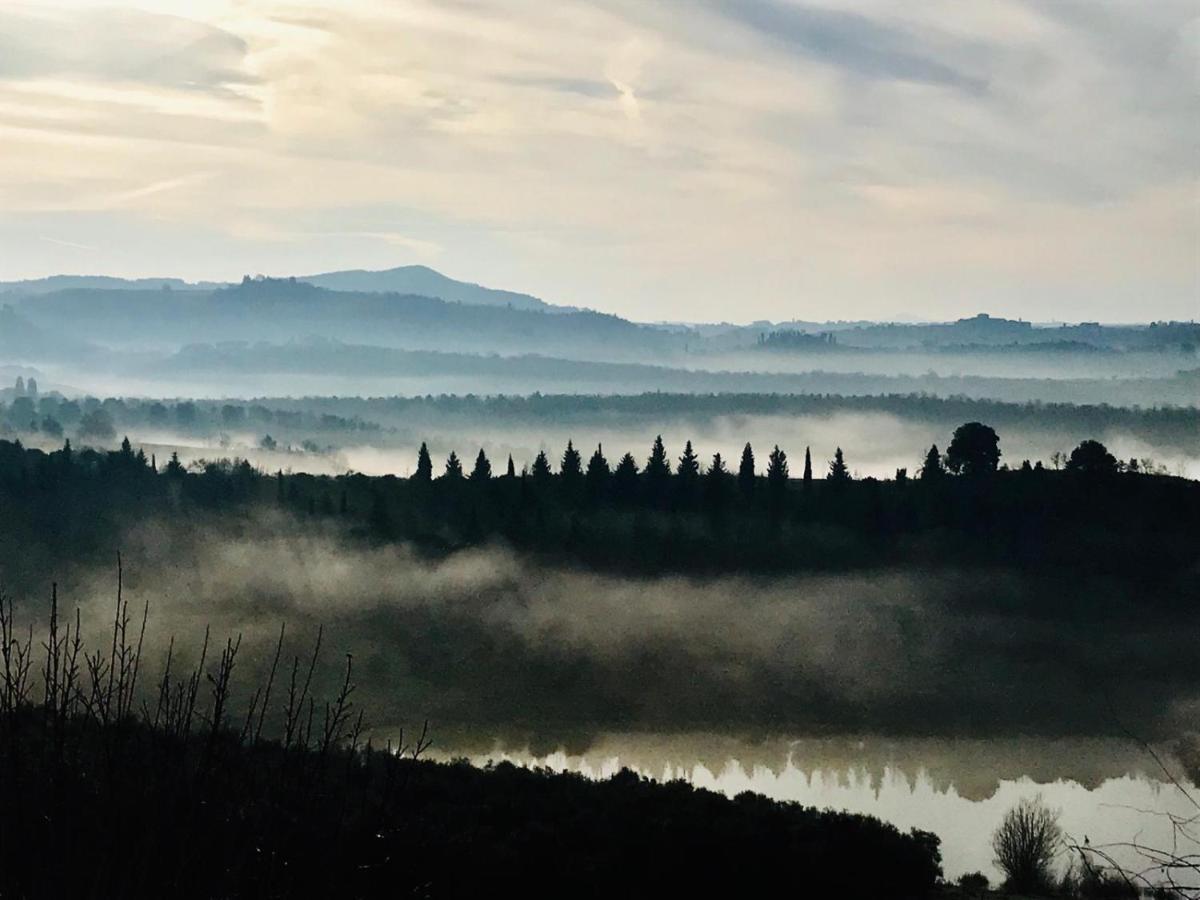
437 732 1198 884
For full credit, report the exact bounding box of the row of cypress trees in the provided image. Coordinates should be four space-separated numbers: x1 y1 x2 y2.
410 436 853 491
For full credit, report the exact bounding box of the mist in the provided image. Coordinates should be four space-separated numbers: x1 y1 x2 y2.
21 511 1193 759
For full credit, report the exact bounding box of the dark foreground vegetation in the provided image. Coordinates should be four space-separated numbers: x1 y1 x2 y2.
0 589 942 899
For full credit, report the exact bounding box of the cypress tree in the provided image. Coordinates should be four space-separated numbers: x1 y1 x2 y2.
612 452 639 502
677 440 700 485
920 444 944 480
470 448 492 481
737 442 755 500
645 435 670 481
803 446 813 486
506 454 516 478
415 442 433 483
531 450 553 484
586 444 610 498
705 452 729 512
560 440 583 485
767 445 788 486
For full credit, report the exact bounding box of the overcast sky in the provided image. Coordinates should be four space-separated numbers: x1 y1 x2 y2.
0 0 1196 322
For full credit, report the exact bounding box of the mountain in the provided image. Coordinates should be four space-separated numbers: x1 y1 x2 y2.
0 275 221 295
13 278 683 361
1 265 563 313
296 265 560 312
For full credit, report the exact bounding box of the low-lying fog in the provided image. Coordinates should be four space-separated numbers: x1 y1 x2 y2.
10 514 1194 885
52 410 1200 481
16 516 1192 749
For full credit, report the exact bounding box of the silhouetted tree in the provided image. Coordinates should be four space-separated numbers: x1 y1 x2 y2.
560 441 583 486
415 443 433 483
946 422 1000 476
531 450 553 485
612 452 639 502
828 447 850 483
767 445 788 485
738 443 756 501
1066 439 1118 476
705 452 729 512
992 797 1061 894
803 446 813 487
166 452 185 478
677 441 700 485
645 436 670 481
586 444 610 498
442 451 463 480
920 444 944 480
470 449 492 481
506 454 516 478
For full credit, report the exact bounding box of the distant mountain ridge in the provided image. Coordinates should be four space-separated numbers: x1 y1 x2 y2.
0 274 223 294
0 265 563 313
296 265 563 312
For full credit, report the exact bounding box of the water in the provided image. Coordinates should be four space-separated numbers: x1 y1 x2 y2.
437 732 1198 883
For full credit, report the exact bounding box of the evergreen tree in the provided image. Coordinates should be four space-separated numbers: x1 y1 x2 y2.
506 454 516 478
443 451 463 480
586 444 610 497
470 448 492 481
920 444 944 480
803 446 813 486
767 445 788 485
560 440 583 485
827 447 851 483
705 452 729 511
531 450 553 484
737 443 756 500
415 442 433 483
166 451 185 478
677 440 700 485
612 452 639 502
645 436 670 481
767 445 789 513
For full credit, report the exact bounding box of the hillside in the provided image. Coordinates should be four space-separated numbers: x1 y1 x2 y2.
297 264 561 312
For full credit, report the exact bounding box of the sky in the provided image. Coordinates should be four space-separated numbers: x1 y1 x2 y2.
0 0 1196 323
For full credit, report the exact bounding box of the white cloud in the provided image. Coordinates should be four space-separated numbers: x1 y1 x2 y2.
0 0 1194 322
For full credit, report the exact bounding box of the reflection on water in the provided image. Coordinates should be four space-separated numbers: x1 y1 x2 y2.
433 733 1196 881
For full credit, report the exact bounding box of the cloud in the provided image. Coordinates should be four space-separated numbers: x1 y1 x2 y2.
702 0 987 92
0 6 255 92
0 0 1194 321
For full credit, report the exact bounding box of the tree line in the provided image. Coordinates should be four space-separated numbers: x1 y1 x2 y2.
1 422 1194 586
